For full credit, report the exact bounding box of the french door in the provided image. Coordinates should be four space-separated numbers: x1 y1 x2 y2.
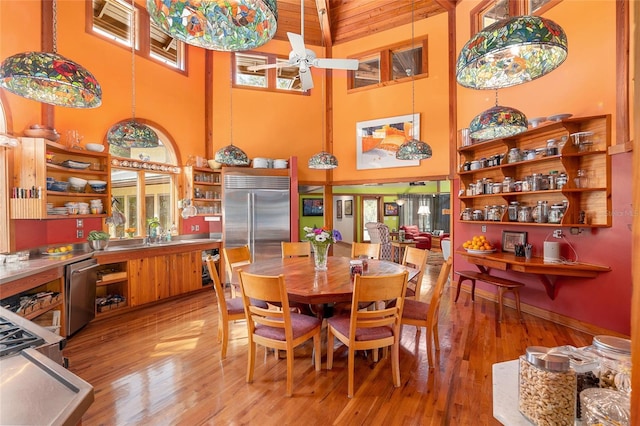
361 197 381 242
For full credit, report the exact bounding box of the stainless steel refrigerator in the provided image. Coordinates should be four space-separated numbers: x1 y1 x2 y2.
223 172 290 262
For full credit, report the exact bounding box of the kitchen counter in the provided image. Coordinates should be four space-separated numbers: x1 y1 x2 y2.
0 251 93 285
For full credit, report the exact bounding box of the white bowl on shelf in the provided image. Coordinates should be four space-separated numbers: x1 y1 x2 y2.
86 143 105 152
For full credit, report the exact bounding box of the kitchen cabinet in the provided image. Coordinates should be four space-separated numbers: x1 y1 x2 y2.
457 115 611 227
11 138 110 219
184 166 222 216
95 262 128 317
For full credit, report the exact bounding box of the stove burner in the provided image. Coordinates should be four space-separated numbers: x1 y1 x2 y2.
0 317 45 358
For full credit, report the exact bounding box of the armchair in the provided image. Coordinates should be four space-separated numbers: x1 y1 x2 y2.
399 225 432 250
365 222 392 260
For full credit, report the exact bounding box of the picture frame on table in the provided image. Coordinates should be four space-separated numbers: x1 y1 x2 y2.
302 198 324 216
336 200 342 219
384 202 399 216
356 114 420 170
502 231 527 253
344 200 353 216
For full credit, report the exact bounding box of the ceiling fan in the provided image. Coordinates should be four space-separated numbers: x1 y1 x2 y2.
247 3 359 91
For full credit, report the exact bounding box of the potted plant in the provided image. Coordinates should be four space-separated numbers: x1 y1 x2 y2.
87 230 110 250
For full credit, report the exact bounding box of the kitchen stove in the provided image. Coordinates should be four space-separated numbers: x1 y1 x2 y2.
0 316 45 358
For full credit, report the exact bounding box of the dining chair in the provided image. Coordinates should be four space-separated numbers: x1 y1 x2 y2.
237 269 322 397
351 242 381 260
326 270 409 398
402 246 429 299
223 245 252 298
281 241 311 258
400 257 453 369
205 255 246 359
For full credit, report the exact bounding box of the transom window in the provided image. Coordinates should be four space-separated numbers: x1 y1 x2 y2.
90 0 185 72
348 36 428 91
233 52 306 93
472 0 560 34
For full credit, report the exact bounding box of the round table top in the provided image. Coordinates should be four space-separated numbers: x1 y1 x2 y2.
237 256 417 304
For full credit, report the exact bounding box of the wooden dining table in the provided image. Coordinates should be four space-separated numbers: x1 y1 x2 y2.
235 256 418 306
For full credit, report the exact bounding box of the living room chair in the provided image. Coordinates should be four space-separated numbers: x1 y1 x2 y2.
326 271 409 398
205 255 246 359
351 242 381 259
399 225 432 250
400 258 453 368
223 245 252 297
281 241 311 258
402 246 429 299
237 270 322 397
366 222 392 261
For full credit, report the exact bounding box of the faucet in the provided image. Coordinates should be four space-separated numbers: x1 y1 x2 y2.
146 219 161 245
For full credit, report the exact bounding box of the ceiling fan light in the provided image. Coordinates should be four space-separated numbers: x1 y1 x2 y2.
396 139 432 161
215 144 250 166
308 151 338 170
147 0 278 51
469 105 528 140
107 120 159 148
456 16 568 90
0 51 102 108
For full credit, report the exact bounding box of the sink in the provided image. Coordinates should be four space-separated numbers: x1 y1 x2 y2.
102 238 219 252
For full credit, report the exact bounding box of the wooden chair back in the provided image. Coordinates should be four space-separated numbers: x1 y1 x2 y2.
281 241 311 258
205 255 228 313
427 257 453 326
351 242 381 259
402 246 429 299
223 245 252 296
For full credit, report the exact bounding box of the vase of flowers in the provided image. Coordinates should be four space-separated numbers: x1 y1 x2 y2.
303 226 342 271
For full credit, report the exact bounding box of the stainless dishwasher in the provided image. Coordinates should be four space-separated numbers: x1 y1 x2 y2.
65 258 99 336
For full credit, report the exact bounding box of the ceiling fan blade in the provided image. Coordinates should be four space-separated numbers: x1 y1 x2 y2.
247 63 285 72
299 69 314 91
287 32 307 59
313 58 360 71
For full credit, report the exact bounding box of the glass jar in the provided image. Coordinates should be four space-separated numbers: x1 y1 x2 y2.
575 169 589 189
475 179 484 195
349 260 364 279
581 388 631 426
522 176 532 192
502 177 513 193
508 202 519 221
548 171 558 190
483 178 493 195
508 148 522 163
531 173 542 191
518 346 576 425
513 181 523 192
546 139 558 156
472 209 484 221
548 204 565 224
590 335 632 394
557 172 568 189
518 206 532 223
550 345 600 419
532 200 548 224
491 183 502 194
461 208 472 221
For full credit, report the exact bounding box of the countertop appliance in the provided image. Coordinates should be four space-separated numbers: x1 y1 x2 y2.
0 307 94 425
223 172 290 262
65 257 99 336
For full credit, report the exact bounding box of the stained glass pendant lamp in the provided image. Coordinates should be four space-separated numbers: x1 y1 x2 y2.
308 12 338 170
469 104 528 140
396 1 432 161
108 0 158 148
456 15 568 90
0 1 102 108
147 0 278 51
215 86 249 166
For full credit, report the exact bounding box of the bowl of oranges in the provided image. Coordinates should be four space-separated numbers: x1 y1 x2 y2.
462 235 496 254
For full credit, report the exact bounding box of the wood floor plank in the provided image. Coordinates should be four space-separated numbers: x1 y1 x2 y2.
62 253 595 425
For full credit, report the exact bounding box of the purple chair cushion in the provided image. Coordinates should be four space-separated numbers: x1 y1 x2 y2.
255 313 321 341
402 299 429 321
226 297 245 315
327 315 393 341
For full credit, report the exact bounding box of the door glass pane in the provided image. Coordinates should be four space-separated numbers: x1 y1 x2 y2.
362 198 379 241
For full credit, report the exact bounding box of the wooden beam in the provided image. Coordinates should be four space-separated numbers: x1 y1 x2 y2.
315 0 332 47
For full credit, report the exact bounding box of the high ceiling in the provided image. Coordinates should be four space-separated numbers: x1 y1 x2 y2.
272 0 454 47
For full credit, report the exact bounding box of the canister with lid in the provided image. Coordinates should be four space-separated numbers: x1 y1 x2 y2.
546 139 558 156
502 177 513 193
461 208 473 221
531 173 543 191
472 209 484 221
508 148 522 163
548 204 565 224
508 202 519 221
550 345 600 419
518 346 576 425
557 172 568 189
518 206 532 223
548 171 558 190
590 335 632 394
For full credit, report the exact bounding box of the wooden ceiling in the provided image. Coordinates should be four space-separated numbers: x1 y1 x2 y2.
272 0 454 47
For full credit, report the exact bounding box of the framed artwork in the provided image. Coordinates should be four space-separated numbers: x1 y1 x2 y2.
501 231 527 253
336 200 343 219
344 200 353 216
356 114 420 170
384 202 399 216
302 198 323 216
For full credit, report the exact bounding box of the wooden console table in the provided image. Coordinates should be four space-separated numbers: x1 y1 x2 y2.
456 249 611 299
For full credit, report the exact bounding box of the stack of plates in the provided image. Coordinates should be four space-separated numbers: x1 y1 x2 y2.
90 199 103 214
48 206 69 216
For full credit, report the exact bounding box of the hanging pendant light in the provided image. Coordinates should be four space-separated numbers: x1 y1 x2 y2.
147 0 278 52
309 9 337 170
215 84 249 166
456 15 568 90
396 1 432 161
108 0 158 149
0 0 101 108
469 104 528 140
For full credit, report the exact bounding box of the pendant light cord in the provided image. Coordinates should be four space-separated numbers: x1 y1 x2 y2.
411 0 415 138
131 0 136 121
230 83 234 146
52 0 57 53
320 9 325 153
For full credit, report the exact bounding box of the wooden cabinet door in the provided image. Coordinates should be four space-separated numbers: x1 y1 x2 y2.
129 258 158 306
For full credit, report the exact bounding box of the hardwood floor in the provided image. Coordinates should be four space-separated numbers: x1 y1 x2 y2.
63 252 594 425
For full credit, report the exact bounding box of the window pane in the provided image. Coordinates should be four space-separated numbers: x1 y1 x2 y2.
235 53 267 87
276 59 303 91
92 0 133 46
481 0 509 29
354 56 380 88
528 0 551 13
145 172 173 232
149 20 182 69
391 46 422 80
